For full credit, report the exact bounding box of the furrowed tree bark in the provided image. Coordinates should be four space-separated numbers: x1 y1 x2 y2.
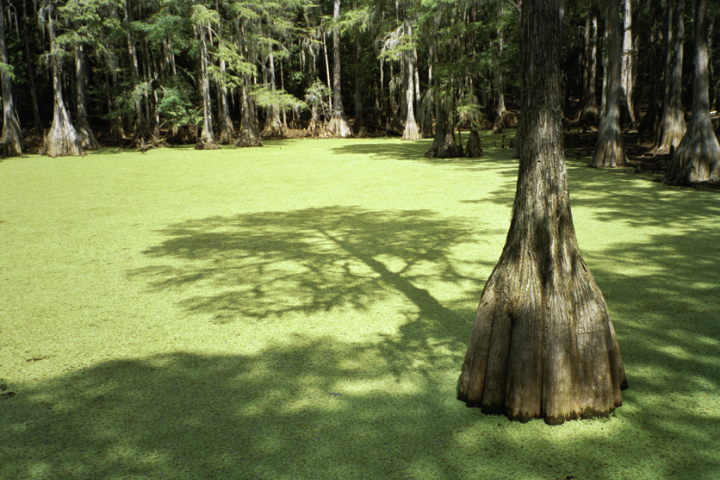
74 43 99 149
591 0 628 168
653 0 686 154
42 2 83 157
580 13 599 128
326 0 352 137
0 0 22 156
457 0 627 424
665 0 720 184
236 79 262 147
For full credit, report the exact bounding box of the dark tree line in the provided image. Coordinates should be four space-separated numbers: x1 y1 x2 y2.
0 0 719 182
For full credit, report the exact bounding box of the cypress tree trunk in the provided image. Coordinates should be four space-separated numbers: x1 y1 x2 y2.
74 44 99 149
591 0 628 168
425 38 461 158
653 0 686 154
261 53 284 138
457 0 627 424
20 0 43 138
326 0 352 137
665 0 720 184
42 4 83 157
492 3 508 135
354 34 364 136
621 0 636 125
125 0 151 145
580 14 599 127
196 24 219 150
0 0 22 156
236 79 262 147
402 24 421 141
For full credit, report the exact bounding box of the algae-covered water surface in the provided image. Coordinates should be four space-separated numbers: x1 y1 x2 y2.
1 136 719 479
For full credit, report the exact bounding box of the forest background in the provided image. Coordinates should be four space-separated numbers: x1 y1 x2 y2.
1 0 720 173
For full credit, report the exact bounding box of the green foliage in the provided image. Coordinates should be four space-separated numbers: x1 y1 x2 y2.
253 86 307 113
156 79 201 127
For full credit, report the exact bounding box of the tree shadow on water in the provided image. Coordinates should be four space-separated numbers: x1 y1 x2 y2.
129 206 487 364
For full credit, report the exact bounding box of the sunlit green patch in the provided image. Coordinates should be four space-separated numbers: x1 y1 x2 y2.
1 134 719 479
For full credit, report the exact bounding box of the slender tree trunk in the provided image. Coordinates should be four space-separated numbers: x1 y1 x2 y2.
20 0 42 137
196 24 219 150
591 0 628 168
354 34 364 136
326 0 352 137
126 0 150 145
425 36 460 158
0 0 22 156
42 3 83 157
653 0 686 154
492 2 508 134
621 0 636 125
74 44 99 149
402 23 421 141
458 0 627 424
666 0 720 184
580 14 599 127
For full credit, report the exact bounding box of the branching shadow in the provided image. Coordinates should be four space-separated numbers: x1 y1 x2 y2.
129 207 489 368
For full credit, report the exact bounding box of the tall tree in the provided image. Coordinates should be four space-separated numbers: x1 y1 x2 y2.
591 0 628 168
192 4 220 150
41 0 84 157
579 12 599 127
457 0 627 424
665 0 720 184
326 0 352 137
652 0 686 154
19 0 43 137
0 0 22 156
620 0 636 124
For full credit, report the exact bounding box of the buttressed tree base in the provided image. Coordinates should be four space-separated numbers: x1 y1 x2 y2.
457 0 628 425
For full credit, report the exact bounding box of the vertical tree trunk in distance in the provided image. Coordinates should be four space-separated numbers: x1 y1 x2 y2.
621 0 636 125
236 80 262 147
42 4 83 157
402 23 421 141
326 0 352 137
0 0 22 156
353 28 364 136
457 0 627 424
580 14 599 128
591 0 628 168
196 24 220 150
665 0 720 184
20 0 43 138
217 55 234 144
492 1 508 135
653 0 686 154
261 54 285 138
74 44 99 149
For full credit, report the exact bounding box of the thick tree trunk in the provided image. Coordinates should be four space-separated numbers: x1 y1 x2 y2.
74 44 99 149
653 0 686 154
0 0 22 156
196 25 219 150
580 14 599 128
43 8 83 157
20 0 42 137
402 24 421 141
465 128 484 157
665 0 720 184
591 0 628 168
457 0 627 424
236 81 262 148
326 0 352 137
261 54 285 138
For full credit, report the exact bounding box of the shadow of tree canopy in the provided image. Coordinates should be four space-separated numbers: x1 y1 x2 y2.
128 207 489 369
